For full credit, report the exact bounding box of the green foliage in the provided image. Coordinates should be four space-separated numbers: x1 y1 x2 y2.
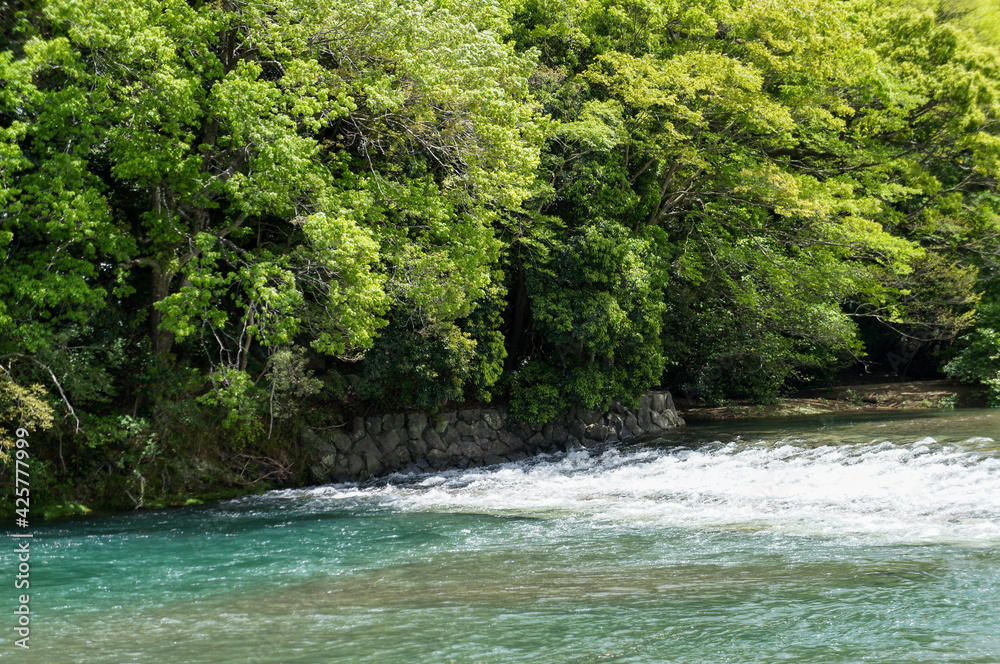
511 222 665 420
0 371 54 465
355 272 509 411
197 369 268 448
506 0 1000 405
1 0 543 429
944 298 1000 404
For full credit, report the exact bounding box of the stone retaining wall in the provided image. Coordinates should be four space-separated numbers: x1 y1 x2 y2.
302 391 683 483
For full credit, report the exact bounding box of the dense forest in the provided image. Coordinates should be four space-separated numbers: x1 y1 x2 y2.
2 0 1000 510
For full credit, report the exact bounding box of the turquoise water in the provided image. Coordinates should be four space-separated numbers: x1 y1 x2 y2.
4 409 1000 663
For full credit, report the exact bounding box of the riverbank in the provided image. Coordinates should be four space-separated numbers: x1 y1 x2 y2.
677 379 985 422
36 390 686 519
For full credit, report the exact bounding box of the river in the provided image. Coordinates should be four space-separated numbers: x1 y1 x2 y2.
5 408 999 663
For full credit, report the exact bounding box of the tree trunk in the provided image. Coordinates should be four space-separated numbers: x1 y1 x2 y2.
149 263 176 359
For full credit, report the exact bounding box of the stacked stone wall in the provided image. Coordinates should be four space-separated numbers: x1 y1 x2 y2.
303 391 683 482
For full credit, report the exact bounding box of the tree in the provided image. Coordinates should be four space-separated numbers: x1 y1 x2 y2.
1 0 544 437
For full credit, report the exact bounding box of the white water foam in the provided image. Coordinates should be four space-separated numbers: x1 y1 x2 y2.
341 440 1000 544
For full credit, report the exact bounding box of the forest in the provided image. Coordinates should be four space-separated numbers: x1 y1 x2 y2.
2 0 1000 510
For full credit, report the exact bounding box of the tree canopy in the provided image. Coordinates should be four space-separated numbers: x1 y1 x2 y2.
2 0 999 507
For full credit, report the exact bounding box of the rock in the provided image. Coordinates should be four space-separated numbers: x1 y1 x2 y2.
624 412 638 431
606 413 624 436
379 428 403 454
330 429 354 453
408 435 428 457
584 423 610 442
569 420 587 441
482 409 503 430
384 448 410 470
365 415 382 437
354 435 380 459
442 427 460 447
474 420 495 440
498 430 521 450
435 412 456 433
423 427 446 451
651 392 667 413
383 413 405 431
301 429 337 461
363 452 382 474
480 439 506 456
577 409 601 425
455 421 476 438
508 422 533 441
483 454 505 466
458 409 481 424
406 412 428 439
651 411 672 430
526 432 545 446
350 416 366 441
346 454 365 476
550 425 569 444
426 449 449 470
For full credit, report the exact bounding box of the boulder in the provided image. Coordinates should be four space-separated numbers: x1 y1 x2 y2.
651 411 672 430
406 412 428 440
378 428 403 454
329 429 354 453
383 412 405 431
350 416 366 441
474 420 495 440
435 412 456 433
458 409 482 424
482 409 504 430
584 423 610 443
423 428 446 451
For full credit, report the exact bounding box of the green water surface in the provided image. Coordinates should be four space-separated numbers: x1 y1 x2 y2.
3 409 999 663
